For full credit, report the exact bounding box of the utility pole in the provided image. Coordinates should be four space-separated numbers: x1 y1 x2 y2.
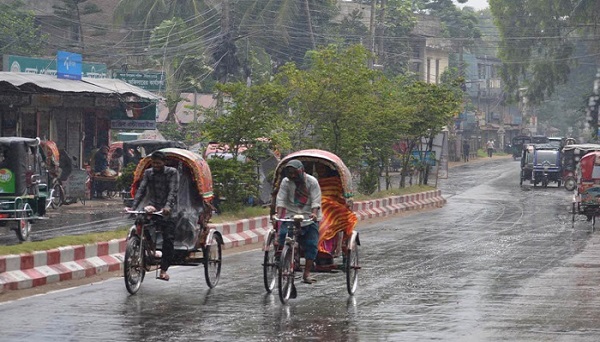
369 0 377 68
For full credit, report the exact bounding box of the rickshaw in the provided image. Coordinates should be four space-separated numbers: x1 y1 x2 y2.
40 140 64 209
263 149 360 304
561 144 600 191
572 151 600 228
512 135 531 160
0 137 49 241
123 148 222 294
99 139 188 199
531 144 561 188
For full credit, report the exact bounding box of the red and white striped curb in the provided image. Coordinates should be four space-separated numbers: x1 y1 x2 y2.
0 190 445 293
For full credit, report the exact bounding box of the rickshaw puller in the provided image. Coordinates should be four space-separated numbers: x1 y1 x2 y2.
130 151 179 281
275 159 322 284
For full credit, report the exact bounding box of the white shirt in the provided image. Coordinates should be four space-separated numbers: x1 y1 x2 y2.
276 173 322 226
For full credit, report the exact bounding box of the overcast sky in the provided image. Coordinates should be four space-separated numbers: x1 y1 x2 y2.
455 0 489 10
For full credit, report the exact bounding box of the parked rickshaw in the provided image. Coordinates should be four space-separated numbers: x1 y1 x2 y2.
110 139 188 169
40 140 64 209
561 144 600 191
531 144 561 188
512 135 531 160
0 137 49 241
572 151 600 228
123 148 222 294
263 149 360 304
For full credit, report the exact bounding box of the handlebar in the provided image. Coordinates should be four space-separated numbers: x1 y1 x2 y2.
124 208 164 216
272 215 315 223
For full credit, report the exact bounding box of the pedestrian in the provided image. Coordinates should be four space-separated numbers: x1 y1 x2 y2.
486 140 495 158
129 151 179 281
276 159 322 284
462 141 470 162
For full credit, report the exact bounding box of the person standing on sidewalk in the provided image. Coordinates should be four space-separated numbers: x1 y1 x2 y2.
486 140 495 158
462 141 470 162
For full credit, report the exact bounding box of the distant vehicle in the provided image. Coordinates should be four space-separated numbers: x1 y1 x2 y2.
512 135 532 160
531 135 550 144
548 137 564 149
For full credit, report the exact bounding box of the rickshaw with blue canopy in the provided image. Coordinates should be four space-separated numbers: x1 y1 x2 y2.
122 148 223 294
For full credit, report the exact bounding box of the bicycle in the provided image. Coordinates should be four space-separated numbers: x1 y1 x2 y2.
275 215 310 304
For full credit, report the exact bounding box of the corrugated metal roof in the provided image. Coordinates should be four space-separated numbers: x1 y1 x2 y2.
0 72 111 93
0 72 160 101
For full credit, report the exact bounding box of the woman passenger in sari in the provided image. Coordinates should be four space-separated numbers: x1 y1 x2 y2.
313 163 357 263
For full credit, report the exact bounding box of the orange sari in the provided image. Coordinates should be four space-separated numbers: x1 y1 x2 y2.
317 176 358 255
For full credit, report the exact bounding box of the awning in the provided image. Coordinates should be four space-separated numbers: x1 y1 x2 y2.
83 77 160 102
0 72 160 101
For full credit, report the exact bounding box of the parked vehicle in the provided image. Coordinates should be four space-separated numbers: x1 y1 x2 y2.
561 144 600 191
572 151 600 229
123 148 222 294
0 137 49 241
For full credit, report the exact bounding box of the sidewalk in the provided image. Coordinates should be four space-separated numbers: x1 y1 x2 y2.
0 190 447 293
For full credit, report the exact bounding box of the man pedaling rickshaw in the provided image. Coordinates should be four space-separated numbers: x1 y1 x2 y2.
275 159 322 284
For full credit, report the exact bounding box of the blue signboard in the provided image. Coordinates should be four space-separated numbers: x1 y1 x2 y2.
57 51 82 80
411 151 436 166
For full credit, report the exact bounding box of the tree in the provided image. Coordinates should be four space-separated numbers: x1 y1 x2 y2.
148 18 209 122
52 0 101 52
489 0 600 104
0 1 47 56
397 80 461 186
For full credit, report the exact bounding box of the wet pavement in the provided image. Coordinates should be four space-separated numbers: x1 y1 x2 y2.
3 156 600 341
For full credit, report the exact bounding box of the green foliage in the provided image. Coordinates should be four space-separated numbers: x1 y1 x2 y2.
489 0 598 103
208 158 259 212
52 0 101 49
157 119 205 147
116 162 137 193
0 1 47 56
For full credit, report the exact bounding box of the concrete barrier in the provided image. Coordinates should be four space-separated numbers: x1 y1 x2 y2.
0 189 445 292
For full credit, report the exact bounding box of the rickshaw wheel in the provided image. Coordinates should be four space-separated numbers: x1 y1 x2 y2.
124 236 145 295
263 232 278 293
203 233 222 289
15 219 31 241
564 178 576 192
345 246 359 295
50 183 65 209
278 245 295 304
15 203 32 241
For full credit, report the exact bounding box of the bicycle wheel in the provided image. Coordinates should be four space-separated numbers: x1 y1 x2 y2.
50 183 64 209
278 245 295 304
345 245 359 295
124 235 145 295
203 232 222 288
263 232 277 293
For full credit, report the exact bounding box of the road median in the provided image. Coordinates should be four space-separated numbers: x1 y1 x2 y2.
0 189 445 293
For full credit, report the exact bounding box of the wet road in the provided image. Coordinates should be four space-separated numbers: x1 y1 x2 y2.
2 158 600 341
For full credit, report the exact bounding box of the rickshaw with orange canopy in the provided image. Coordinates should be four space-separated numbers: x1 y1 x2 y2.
572 151 600 228
40 140 64 209
122 148 223 294
263 149 360 304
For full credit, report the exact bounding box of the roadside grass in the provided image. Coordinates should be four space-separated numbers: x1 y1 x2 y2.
0 185 436 256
